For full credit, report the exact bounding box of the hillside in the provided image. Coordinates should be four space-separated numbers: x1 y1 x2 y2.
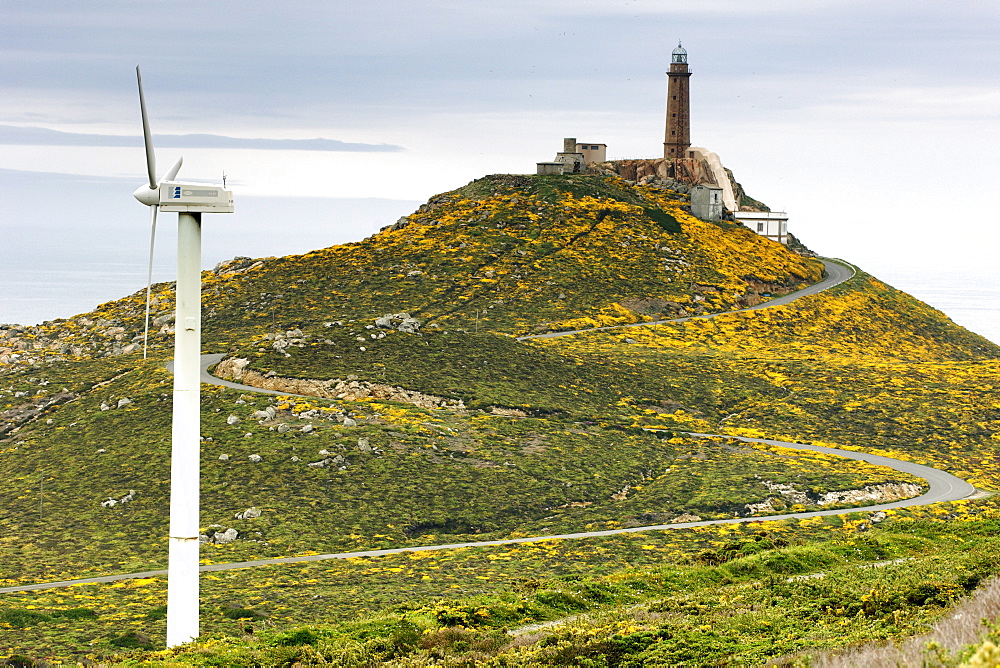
1 173 1000 665
0 174 823 366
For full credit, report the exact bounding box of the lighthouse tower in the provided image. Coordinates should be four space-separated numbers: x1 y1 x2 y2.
663 42 692 160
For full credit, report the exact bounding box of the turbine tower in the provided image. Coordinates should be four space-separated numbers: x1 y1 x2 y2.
131 66 234 648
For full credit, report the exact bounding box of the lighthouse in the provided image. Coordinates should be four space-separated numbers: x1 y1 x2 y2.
663 42 692 160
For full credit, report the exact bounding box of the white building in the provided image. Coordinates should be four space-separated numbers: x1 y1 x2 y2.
734 211 789 244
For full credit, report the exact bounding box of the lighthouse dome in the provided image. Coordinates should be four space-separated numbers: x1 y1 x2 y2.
671 42 687 64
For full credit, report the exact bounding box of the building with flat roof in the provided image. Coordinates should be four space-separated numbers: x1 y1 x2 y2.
537 138 606 175
734 211 789 245
691 184 724 220
575 142 607 164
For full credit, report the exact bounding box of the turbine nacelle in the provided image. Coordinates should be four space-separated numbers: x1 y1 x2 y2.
152 181 234 213
133 154 233 213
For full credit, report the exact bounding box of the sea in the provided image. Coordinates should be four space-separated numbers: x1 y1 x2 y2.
0 171 422 330
860 264 1000 346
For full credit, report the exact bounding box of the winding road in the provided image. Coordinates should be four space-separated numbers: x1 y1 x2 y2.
0 258 978 595
517 257 856 340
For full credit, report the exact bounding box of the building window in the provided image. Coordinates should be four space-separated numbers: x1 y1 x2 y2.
757 222 765 232
671 130 675 135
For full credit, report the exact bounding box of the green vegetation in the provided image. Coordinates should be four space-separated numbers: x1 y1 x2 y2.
1 173 998 665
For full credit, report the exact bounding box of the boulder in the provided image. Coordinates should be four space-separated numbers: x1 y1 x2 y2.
374 312 421 333
397 317 420 333
235 507 261 520
213 528 239 544
248 454 262 463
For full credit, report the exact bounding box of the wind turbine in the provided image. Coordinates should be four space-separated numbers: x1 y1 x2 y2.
131 65 234 648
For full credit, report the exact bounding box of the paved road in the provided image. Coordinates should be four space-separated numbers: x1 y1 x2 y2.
0 430 975 594
517 258 855 340
167 354 308 397
2 257 978 595
190 258 855 392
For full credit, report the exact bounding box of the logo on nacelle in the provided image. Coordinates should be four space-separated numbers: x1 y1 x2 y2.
173 186 182 199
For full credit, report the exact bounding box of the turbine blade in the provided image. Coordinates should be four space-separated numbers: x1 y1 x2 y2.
136 65 157 190
142 204 158 359
162 156 183 183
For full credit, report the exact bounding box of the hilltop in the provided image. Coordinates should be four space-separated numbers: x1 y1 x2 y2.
2 173 1000 665
1 173 823 364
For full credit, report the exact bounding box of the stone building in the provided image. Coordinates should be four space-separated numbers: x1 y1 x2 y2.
691 184 724 220
537 138 606 175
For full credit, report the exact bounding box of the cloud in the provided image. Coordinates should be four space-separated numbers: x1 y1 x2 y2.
0 125 403 152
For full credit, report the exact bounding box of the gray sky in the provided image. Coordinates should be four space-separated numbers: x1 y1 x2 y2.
2 0 998 326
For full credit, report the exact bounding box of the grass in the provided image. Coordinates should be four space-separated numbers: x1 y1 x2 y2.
1 173 999 664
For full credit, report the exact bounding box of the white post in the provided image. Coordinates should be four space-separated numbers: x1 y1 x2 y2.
166 212 202 647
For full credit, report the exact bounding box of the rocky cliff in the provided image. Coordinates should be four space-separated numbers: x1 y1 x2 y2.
594 157 769 212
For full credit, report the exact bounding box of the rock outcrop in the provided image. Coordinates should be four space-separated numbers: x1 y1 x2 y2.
816 482 923 507
215 357 465 410
745 481 923 515
597 157 716 191
1 392 77 439
595 157 770 214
